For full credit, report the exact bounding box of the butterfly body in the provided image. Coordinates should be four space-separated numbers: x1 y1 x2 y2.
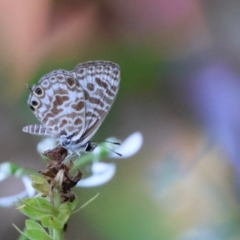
23 61 120 154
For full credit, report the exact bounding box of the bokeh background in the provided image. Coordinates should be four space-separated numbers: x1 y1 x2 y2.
1 0 240 239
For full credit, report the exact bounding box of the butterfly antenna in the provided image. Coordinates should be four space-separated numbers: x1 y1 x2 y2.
93 140 121 145
101 144 122 157
26 84 32 92
92 140 122 157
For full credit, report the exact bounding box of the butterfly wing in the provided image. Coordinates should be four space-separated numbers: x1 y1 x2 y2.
24 70 86 140
71 61 120 143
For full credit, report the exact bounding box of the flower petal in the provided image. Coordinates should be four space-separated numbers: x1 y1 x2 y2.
77 162 116 187
37 137 56 154
0 176 35 207
111 132 143 159
22 176 36 197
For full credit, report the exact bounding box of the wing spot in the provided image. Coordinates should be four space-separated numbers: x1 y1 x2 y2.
106 88 115 97
54 95 69 105
41 80 49 87
89 97 105 108
95 77 108 89
72 101 84 111
42 112 53 123
29 105 35 111
111 85 118 92
67 77 75 87
60 119 68 128
86 111 99 119
87 83 95 91
52 107 63 116
57 75 64 80
113 70 119 75
74 118 82 126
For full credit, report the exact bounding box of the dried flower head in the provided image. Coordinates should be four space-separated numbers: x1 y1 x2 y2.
39 147 82 203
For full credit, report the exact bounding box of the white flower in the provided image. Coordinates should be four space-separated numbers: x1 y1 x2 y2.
77 162 116 187
0 173 35 207
110 132 143 159
0 132 143 206
77 132 143 187
37 137 56 154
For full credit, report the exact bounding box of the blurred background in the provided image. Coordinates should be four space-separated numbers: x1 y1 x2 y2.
1 0 240 239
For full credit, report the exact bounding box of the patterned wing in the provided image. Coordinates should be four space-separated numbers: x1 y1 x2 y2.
71 61 120 143
24 70 86 140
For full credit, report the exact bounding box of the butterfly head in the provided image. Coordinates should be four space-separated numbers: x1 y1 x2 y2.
61 137 72 149
60 133 97 153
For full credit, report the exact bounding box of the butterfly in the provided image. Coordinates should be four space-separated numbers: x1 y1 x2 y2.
23 61 121 155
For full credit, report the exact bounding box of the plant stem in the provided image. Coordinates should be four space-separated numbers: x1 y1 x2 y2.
52 189 64 240
53 228 64 240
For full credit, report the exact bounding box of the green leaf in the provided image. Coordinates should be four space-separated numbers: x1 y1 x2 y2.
30 175 51 195
35 198 58 215
17 204 46 220
56 197 78 223
57 211 70 224
58 203 71 213
30 175 48 185
58 200 77 214
41 215 64 230
32 183 51 196
25 228 52 240
25 220 45 232
20 197 57 214
17 198 56 220
73 193 99 214
19 198 42 208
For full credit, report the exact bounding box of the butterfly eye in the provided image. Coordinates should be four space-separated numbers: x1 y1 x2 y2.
33 86 44 97
85 141 97 152
62 139 71 147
